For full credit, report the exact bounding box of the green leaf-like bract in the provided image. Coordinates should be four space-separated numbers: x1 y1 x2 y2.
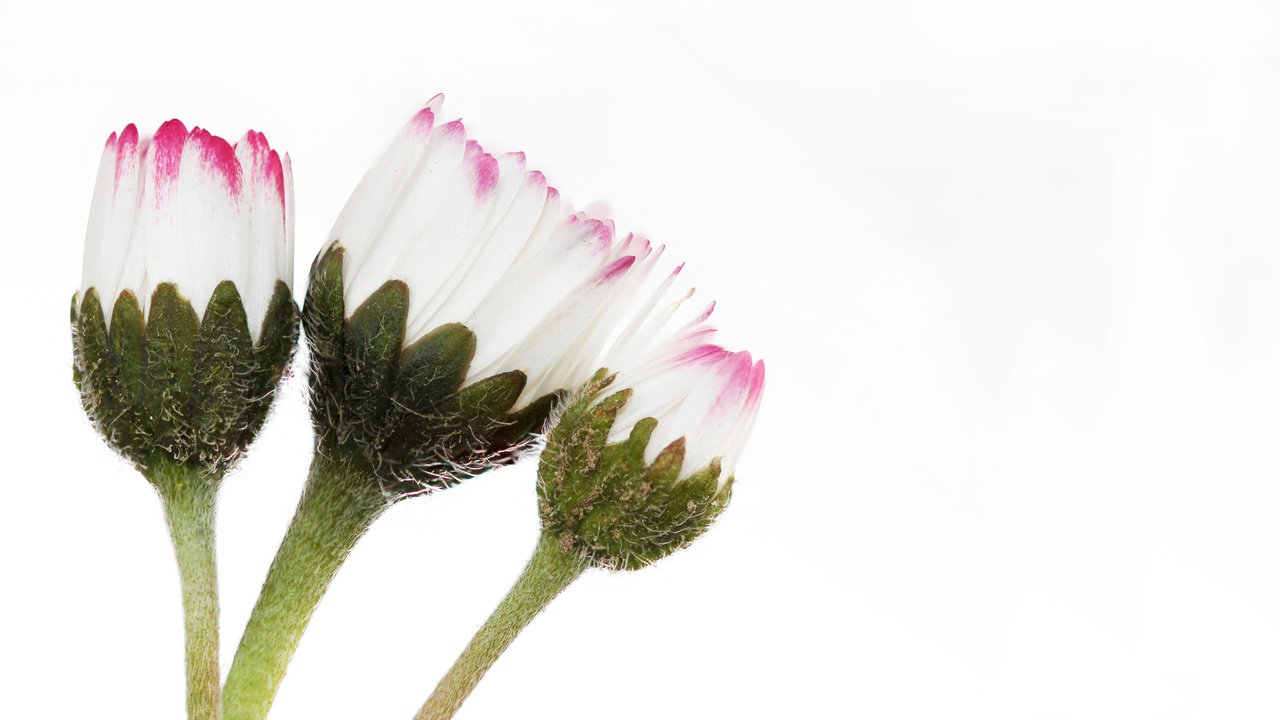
71 280 300 478
301 245 561 496
537 371 733 571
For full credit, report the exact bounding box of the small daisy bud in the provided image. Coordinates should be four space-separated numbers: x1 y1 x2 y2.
72 121 298 476
417 276 764 720
302 95 657 495
71 120 297 720
539 286 765 570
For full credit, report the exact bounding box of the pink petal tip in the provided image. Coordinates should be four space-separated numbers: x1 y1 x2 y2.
471 152 499 199
191 128 242 195
597 254 637 283
151 119 190 192
113 124 139 193
411 107 435 135
440 119 466 139
677 344 731 366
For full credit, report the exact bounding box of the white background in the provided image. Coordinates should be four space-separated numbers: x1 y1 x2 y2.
3 1 1280 718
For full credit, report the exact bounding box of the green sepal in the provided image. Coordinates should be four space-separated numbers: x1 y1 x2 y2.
455 370 526 419
537 371 733 571
393 322 476 408
72 289 146 461
302 246 348 440
492 391 559 450
109 291 146 412
72 290 109 400
341 279 409 454
144 282 201 462
190 281 254 470
253 281 301 388
71 293 81 389
376 323 478 481
242 281 301 451
108 291 147 457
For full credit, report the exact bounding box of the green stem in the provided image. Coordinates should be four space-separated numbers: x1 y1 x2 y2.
415 532 589 720
149 459 223 720
223 451 389 720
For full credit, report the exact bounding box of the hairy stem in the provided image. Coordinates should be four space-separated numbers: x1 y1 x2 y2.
222 450 389 720
150 459 223 720
415 532 589 720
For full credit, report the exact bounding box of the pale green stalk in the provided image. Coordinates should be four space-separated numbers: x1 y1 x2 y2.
415 532 589 720
222 451 389 720
148 458 222 720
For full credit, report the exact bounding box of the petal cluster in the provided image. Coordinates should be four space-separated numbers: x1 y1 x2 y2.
602 278 766 485
326 96 661 406
534 275 761 569
81 121 294 341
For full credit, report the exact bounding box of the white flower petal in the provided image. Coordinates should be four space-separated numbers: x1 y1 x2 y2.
136 119 190 317
81 124 145 323
234 131 291 340
176 127 245 319
332 107 448 310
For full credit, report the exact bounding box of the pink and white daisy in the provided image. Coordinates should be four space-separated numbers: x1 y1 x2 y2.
322 95 663 407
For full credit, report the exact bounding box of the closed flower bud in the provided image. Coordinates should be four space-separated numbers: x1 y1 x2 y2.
71 120 298 720
304 95 660 494
419 275 765 720
539 281 765 571
72 121 298 476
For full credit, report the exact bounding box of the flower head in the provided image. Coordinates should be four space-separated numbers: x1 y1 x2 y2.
304 96 663 494
72 121 298 475
538 276 765 571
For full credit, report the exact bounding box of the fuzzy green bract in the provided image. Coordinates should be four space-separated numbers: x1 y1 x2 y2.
302 246 559 496
71 281 299 478
537 371 733 571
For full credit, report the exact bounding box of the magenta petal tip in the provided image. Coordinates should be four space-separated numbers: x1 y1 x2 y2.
471 152 499 199
193 130 242 194
118 124 138 150
597 254 637 283
411 107 436 135
151 119 191 190
440 119 466 139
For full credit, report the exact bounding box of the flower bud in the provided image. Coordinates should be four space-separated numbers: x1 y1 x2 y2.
304 96 661 495
538 280 765 571
71 121 298 475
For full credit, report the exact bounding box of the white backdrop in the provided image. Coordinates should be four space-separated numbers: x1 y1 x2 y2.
3 1 1280 718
